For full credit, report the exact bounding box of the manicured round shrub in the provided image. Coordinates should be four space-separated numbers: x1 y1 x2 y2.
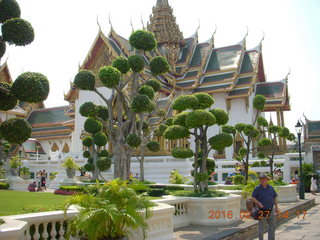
112 57 130 74
150 56 169 76
194 93 214 109
145 79 161 92
258 153 266 159
0 41 6 58
173 112 189 128
97 158 111 171
12 72 49 103
156 108 166 117
146 101 155 113
79 102 98 117
93 132 108 146
172 147 194 159
209 108 229 126
222 125 236 135
165 117 174 126
0 82 17 111
84 117 102 134
98 150 110 158
1 18 34 46
84 163 94 172
163 125 190 140
243 125 259 138
74 70 96 91
154 124 168 137
268 125 281 134
146 141 160 152
138 85 155 99
209 133 233 151
172 95 198 111
257 116 268 127
99 66 121 88
0 0 21 23
0 118 31 144
238 147 248 157
126 133 141 148
82 136 93 147
87 157 93 164
128 55 144 72
129 30 156 51
279 127 290 138
186 110 216 128
235 123 246 132
131 94 150 113
258 138 272 147
232 174 245 185
97 105 108 121
83 151 91 158
253 94 266 111
287 133 296 141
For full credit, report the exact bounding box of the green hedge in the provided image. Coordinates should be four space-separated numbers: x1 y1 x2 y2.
0 182 9 189
148 188 166 197
172 190 227 198
59 186 85 192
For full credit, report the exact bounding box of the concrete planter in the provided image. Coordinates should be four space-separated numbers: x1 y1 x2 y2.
10 168 18 177
220 190 247 210
277 184 298 203
66 169 76 178
20 174 30 180
156 194 241 227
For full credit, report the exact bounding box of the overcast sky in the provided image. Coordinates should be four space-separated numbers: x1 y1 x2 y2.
3 0 320 132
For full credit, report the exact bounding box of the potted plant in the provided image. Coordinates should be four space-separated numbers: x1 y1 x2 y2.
61 157 79 178
20 167 30 180
9 156 22 176
64 179 154 240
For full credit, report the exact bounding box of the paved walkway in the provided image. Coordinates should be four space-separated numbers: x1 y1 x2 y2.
252 194 320 240
174 193 318 240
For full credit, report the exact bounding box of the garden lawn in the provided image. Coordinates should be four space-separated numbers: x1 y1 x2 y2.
0 190 69 216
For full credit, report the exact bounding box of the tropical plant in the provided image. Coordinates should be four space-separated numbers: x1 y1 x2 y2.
163 93 233 192
300 163 319 192
61 157 79 170
64 179 154 240
19 166 29 175
50 171 58 181
232 174 245 185
9 155 21 168
169 169 188 184
73 30 169 181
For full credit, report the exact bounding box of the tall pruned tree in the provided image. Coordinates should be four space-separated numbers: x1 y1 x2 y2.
73 30 169 180
162 93 233 192
222 95 265 184
256 117 296 179
0 0 49 173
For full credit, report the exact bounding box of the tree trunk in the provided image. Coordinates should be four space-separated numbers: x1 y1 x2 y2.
269 156 274 179
92 143 99 180
139 146 145 182
201 133 208 192
244 138 251 185
193 136 199 193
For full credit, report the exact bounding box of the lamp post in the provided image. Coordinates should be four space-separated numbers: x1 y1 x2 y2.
295 120 305 199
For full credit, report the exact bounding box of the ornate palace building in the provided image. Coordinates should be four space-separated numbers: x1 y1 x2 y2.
64 0 290 160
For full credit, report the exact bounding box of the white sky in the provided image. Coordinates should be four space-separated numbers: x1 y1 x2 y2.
3 0 320 133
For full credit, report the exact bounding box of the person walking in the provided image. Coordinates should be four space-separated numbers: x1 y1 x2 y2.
252 173 279 240
41 170 46 191
311 175 317 195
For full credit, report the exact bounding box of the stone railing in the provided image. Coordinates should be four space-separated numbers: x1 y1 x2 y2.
154 194 241 228
0 204 175 240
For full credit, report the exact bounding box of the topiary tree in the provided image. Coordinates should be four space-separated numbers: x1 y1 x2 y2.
0 0 48 177
163 93 233 192
256 119 296 179
73 30 169 180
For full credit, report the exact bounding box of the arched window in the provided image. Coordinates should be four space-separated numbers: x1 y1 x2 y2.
51 143 59 152
62 143 70 153
234 133 244 156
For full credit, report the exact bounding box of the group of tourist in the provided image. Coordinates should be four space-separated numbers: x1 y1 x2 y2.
28 170 47 192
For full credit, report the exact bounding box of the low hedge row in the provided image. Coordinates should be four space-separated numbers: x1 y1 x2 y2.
0 182 9 189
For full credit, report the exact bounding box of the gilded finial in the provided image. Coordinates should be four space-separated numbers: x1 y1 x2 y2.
130 17 134 32
96 15 101 32
286 68 291 79
196 19 201 34
108 13 113 29
245 25 249 38
141 15 145 29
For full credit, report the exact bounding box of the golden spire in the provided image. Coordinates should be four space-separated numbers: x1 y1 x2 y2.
147 0 185 46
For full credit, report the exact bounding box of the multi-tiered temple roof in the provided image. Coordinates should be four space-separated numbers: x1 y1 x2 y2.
65 0 290 113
